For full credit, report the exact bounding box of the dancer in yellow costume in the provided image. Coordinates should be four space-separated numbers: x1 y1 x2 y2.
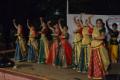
79 16 93 73
27 19 38 62
106 19 119 63
88 19 110 80
72 16 83 71
13 19 27 61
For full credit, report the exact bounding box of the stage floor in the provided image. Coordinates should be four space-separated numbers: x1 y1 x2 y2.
2 62 87 80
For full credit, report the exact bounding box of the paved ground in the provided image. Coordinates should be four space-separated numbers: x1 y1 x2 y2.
6 62 88 80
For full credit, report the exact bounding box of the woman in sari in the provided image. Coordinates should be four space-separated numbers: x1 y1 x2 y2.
13 19 27 62
88 19 110 80
27 20 38 62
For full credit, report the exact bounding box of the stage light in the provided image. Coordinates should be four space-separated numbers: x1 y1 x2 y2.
54 10 60 15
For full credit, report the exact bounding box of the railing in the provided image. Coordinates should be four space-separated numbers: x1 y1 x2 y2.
0 49 15 54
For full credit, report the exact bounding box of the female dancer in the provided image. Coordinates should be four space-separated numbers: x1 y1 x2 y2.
27 19 38 62
38 17 49 64
13 19 27 61
88 19 110 80
72 16 83 70
46 21 61 66
55 19 72 68
79 16 93 73
106 19 119 63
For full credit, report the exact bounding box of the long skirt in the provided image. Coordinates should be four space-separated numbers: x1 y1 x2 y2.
15 39 27 61
55 44 67 67
47 40 59 65
109 44 118 63
38 36 49 64
72 41 81 69
27 40 38 62
88 44 110 79
79 44 90 72
15 41 22 61
56 39 72 67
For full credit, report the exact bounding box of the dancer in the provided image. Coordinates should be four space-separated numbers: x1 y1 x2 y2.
79 15 93 73
47 21 61 66
106 19 119 63
72 16 83 70
46 20 53 48
88 19 110 80
27 19 38 62
38 17 49 64
13 19 27 61
55 19 72 68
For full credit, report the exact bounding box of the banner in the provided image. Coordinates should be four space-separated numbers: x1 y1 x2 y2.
67 14 120 45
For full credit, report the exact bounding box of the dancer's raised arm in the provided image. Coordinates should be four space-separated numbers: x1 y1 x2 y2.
27 19 30 29
47 20 54 32
58 19 63 32
13 19 17 29
88 15 94 27
73 16 83 28
40 17 44 26
106 19 112 32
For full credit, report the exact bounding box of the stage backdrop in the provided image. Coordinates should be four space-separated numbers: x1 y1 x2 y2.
67 14 120 46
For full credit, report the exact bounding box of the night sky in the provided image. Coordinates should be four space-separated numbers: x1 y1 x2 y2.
0 0 67 49
0 0 120 22
0 0 120 17
69 0 120 14
0 0 66 19
0 0 120 49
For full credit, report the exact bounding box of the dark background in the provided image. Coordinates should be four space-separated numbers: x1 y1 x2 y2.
69 0 120 14
0 0 120 49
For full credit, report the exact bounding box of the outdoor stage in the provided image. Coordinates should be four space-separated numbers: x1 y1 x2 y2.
0 62 85 80
0 62 120 80
0 49 85 80
0 49 120 80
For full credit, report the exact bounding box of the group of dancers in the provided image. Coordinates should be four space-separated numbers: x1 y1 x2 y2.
13 15 120 80
13 17 72 67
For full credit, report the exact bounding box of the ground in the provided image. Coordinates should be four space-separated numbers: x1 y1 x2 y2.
1 62 120 80
5 62 87 80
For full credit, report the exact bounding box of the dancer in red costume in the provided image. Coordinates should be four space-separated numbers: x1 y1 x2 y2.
46 21 61 66
88 19 110 80
55 19 72 68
